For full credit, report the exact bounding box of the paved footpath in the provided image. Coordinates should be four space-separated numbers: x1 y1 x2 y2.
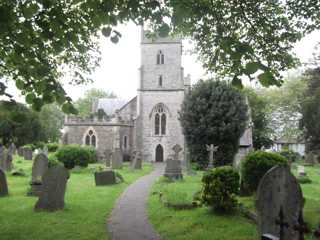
108 163 164 240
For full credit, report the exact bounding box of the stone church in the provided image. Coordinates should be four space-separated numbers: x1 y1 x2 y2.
62 30 252 165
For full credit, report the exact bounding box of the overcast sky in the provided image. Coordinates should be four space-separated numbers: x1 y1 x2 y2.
4 22 320 102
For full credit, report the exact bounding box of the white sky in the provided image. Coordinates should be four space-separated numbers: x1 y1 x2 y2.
4 22 320 102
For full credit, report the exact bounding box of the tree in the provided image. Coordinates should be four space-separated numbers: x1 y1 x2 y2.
179 80 248 168
37 104 64 142
0 101 43 147
300 68 320 152
75 88 116 117
243 88 272 150
261 75 307 140
1 1 320 110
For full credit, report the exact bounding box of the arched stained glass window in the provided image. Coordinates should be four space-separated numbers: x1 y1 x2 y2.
155 113 160 135
161 114 166 135
158 75 163 87
123 136 128 149
84 129 97 148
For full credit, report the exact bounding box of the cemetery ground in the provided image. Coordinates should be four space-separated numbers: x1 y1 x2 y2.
148 163 320 240
0 155 152 240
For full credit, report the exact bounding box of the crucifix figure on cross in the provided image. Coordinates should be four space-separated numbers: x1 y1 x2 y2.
206 144 219 169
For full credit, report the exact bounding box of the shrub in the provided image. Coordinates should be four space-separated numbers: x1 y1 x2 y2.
46 143 60 152
241 151 288 193
179 80 248 168
82 145 97 163
201 166 240 213
279 149 301 162
48 153 61 168
55 145 92 169
297 175 312 184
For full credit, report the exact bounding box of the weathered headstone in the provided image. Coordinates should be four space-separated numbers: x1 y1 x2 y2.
206 144 219 169
0 168 8 197
104 150 112 167
257 165 304 240
32 153 49 183
23 148 33 160
0 148 13 171
17 147 24 157
185 149 195 175
42 146 48 156
111 149 123 169
94 170 116 185
8 143 16 155
131 151 142 170
34 165 69 212
297 165 306 177
163 145 184 180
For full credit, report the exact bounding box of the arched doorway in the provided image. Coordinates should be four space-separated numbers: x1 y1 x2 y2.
155 144 164 162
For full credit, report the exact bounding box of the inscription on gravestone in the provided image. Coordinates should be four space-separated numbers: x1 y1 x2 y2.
257 165 304 240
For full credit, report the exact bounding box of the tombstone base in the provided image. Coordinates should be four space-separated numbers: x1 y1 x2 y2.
94 170 117 186
164 172 183 180
164 160 183 180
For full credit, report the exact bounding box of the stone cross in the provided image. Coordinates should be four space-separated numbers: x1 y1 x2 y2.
172 144 183 161
206 144 219 169
257 165 304 240
34 165 70 212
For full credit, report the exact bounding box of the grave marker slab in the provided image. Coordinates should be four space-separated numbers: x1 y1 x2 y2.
32 153 49 183
34 165 69 212
131 151 142 170
0 168 8 197
164 155 183 180
23 148 33 160
111 149 123 169
94 170 116 185
257 165 304 240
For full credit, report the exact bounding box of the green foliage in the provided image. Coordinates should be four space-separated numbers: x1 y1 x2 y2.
37 104 64 142
241 151 288 193
82 145 98 163
2 1 320 110
201 166 240 213
279 149 302 162
48 153 61 168
0 101 43 147
297 175 312 184
46 143 60 152
75 88 116 117
243 88 273 149
55 145 95 169
262 75 307 140
301 68 320 152
179 80 248 168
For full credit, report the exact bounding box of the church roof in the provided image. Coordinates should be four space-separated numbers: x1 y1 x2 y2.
95 98 128 116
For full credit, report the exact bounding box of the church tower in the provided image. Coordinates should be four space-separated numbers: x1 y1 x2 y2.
136 29 187 162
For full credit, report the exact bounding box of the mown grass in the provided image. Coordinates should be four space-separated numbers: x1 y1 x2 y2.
148 164 320 240
0 156 152 240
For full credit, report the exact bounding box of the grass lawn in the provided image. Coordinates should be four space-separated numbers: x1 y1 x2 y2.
148 163 320 240
0 156 153 240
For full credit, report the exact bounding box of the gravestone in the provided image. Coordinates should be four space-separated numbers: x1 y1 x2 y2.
8 143 16 155
185 149 195 175
32 153 49 183
34 165 69 212
163 145 183 180
206 144 219 169
131 151 142 170
42 146 48 156
257 165 304 240
94 170 116 185
23 148 33 160
17 147 24 157
104 150 112 167
0 148 13 172
111 149 123 169
0 168 8 197
297 165 306 177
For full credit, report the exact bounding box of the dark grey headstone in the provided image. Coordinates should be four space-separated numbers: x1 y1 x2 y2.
34 165 69 212
94 170 116 186
8 143 16 155
32 153 49 183
104 149 112 167
164 155 183 180
0 168 8 197
257 165 304 240
23 148 33 160
17 147 24 157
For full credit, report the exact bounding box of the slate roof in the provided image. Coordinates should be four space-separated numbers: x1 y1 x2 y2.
95 98 128 116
